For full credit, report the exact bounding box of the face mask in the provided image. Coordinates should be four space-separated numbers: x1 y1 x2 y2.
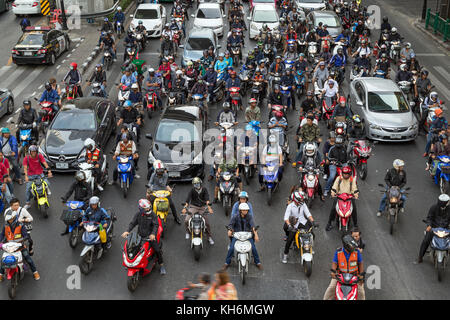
194 183 201 190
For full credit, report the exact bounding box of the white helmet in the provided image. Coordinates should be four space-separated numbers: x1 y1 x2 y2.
117 6 122 11
393 159 404 169
153 160 165 173
84 138 95 151
400 64 407 71
176 69 183 76
239 203 250 211
305 143 316 157
5 210 18 222
139 199 151 211
268 134 277 144
391 27 397 33
131 83 139 89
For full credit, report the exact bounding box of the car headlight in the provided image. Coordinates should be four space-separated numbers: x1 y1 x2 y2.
408 123 418 131
251 24 258 31
192 152 202 165
148 150 156 164
369 123 382 130
154 24 161 30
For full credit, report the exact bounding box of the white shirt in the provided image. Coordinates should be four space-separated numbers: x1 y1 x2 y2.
356 46 371 57
284 202 311 228
300 118 319 127
323 80 339 97
4 207 33 223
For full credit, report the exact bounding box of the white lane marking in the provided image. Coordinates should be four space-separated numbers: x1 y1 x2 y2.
56 65 61 69
0 66 12 79
62 59 66 63
0 67 26 89
12 67 44 97
38 84 43 89
428 72 450 101
76 44 80 48
116 52 160 56
71 38 81 42
31 91 36 97
6 117 12 123
72 49 76 52
415 53 447 57
433 66 450 83
15 109 20 114
67 54 71 57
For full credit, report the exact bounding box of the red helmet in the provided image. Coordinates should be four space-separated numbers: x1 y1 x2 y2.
342 166 352 175
339 96 346 104
70 62 78 70
230 70 236 76
292 191 305 205
274 110 283 118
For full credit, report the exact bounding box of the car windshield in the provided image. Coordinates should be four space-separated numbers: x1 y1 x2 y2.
315 15 340 27
51 111 96 130
197 8 221 19
368 92 410 113
186 37 213 50
254 9 278 23
134 9 159 19
156 119 200 143
298 0 323 3
17 32 45 46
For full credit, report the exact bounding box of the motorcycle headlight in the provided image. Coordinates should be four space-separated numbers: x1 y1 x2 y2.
307 174 315 181
390 197 398 203
20 135 28 141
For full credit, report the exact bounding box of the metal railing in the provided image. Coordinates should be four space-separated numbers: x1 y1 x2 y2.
80 0 120 19
425 8 450 42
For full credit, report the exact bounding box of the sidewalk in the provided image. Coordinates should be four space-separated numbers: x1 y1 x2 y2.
413 18 450 51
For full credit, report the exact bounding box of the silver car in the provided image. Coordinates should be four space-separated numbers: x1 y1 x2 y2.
306 10 342 39
349 78 418 142
0 88 14 118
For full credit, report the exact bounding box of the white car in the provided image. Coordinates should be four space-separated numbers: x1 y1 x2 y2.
295 0 327 12
248 4 280 40
130 3 166 38
192 3 225 37
12 0 41 16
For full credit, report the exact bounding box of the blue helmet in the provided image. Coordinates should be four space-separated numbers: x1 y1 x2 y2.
239 191 249 199
124 100 132 108
104 17 109 22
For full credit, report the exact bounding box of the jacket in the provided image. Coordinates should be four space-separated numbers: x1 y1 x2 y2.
1 135 19 159
384 168 406 188
89 70 107 83
83 207 110 225
228 213 255 233
299 123 321 142
225 77 241 89
18 108 38 125
148 172 169 192
127 210 159 238
425 204 450 228
332 176 358 195
328 145 348 163
231 201 254 218
332 105 352 119
268 92 283 105
62 181 92 203
329 54 346 67
0 221 28 243
86 147 102 164
39 89 60 104
185 188 209 208
63 69 82 85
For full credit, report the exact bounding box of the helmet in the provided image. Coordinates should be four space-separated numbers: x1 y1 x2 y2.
84 138 95 151
430 91 438 100
75 171 85 182
148 68 155 73
139 199 151 211
218 53 224 57
5 210 18 222
104 17 109 22
275 55 282 60
176 69 183 76
305 143 316 157
70 62 77 70
439 134 448 142
335 136 344 145
230 70 236 76
421 69 429 76
352 114 361 124
45 82 52 91
239 191 249 199
405 42 411 48
1 127 10 134
391 27 397 33
381 53 387 58
274 110 283 118
292 191 305 205
268 134 277 144
274 84 280 91
153 160 165 172
23 99 31 107
393 159 405 169
381 44 387 49
306 90 313 97
29 145 38 153
342 234 358 253
138 20 143 25
249 98 257 104
339 96 346 104
117 6 122 11
337 47 343 54
192 177 202 185
131 83 139 89
342 166 352 175
382 16 388 22
400 64 407 71
238 203 250 211
124 100 133 108
438 194 450 209
89 196 100 206
223 102 231 110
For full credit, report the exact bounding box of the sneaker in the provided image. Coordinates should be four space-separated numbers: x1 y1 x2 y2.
24 203 31 210
423 152 428 157
97 184 104 192
208 237 215 245
47 188 51 196
33 271 40 280
185 233 190 240
135 174 140 179
323 190 329 197
400 208 405 213
323 174 328 180
222 264 229 271
377 211 382 217
160 266 167 275
282 254 288 264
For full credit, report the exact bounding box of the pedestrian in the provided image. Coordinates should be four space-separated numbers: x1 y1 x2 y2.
208 270 238 300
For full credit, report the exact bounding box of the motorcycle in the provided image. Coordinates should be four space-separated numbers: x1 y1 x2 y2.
60 201 85 248
307 41 318 64
116 156 134 198
350 65 364 81
115 21 123 38
238 65 252 96
122 227 163 292
229 87 241 114
0 241 25 299
280 84 293 110
270 72 282 92
91 82 105 97
398 80 412 100
117 84 131 110
79 210 116 275
251 81 264 106
36 99 56 134
78 159 108 194
30 177 50 218
429 226 450 282
294 69 306 99
300 165 321 208
293 225 315 277
425 101 446 132
218 171 237 216
389 40 401 64
231 45 241 67
239 145 257 185
378 185 409 235
322 96 337 127
351 140 372 180
144 88 158 119
334 193 354 232
151 189 172 237
335 272 363 300
188 207 207 261
17 123 35 162
226 226 259 285
262 161 280 205
103 46 113 71
263 43 273 65
431 155 450 194
63 82 80 101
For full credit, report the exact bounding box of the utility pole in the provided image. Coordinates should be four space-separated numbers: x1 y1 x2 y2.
60 0 68 30
422 0 428 20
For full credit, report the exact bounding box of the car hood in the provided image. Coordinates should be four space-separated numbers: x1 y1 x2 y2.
131 18 162 30
193 18 223 28
151 141 202 163
251 21 279 30
44 129 95 156
366 110 417 127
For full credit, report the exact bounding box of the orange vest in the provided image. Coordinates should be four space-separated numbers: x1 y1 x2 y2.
337 249 359 274
120 141 133 156
87 148 100 162
5 224 23 242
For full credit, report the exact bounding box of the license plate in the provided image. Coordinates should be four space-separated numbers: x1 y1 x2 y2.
56 162 69 169
168 171 180 178
24 52 32 56
391 134 402 139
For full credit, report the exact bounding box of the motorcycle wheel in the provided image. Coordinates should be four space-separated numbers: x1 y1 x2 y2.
123 184 128 198
239 260 246 285
267 188 272 206
39 204 48 218
69 229 79 249
223 198 230 216
127 273 139 292
79 252 93 275
193 244 201 261
244 170 250 185
440 177 449 195
306 197 313 209
437 257 446 282
389 213 395 235
8 273 18 300
358 162 368 180
216 89 224 102
106 59 111 71
303 260 312 278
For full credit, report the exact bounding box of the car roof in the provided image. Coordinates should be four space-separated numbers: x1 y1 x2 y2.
136 3 160 10
188 28 216 38
24 26 51 32
357 78 401 92
198 3 221 9
253 3 277 9
60 97 107 112
162 105 201 121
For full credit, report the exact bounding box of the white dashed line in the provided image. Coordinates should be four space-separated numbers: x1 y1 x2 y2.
72 49 76 52
76 44 80 48
6 117 13 123
31 91 36 97
433 66 450 82
56 65 61 69
62 60 66 63
415 53 447 57
38 84 43 89
15 109 20 114
67 54 71 57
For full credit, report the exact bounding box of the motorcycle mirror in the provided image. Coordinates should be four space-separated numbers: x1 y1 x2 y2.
255 225 260 231
247 16 251 20
33 97 38 101
129 14 133 18
191 14 195 18
405 187 411 191
378 183 384 187
179 44 184 48
356 101 363 106
145 133 153 140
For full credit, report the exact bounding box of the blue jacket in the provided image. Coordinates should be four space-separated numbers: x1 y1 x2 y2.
227 35 243 46
231 201 254 218
128 91 143 104
225 77 241 89
228 211 255 232
202 70 217 85
113 12 125 23
83 207 110 225
40 89 60 104
2 135 19 159
430 116 448 131
280 75 295 87
335 34 350 45
330 54 346 67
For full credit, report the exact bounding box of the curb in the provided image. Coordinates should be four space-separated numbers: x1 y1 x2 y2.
413 18 450 52
80 1 137 75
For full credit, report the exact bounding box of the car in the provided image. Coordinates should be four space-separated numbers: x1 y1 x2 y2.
12 26 71 65
295 0 327 13
199 0 225 10
180 28 220 67
305 10 342 39
349 78 418 142
39 98 116 172
248 4 280 40
12 0 41 16
130 3 166 38
0 0 11 13
0 88 15 118
250 0 276 9
146 105 207 182
192 3 225 37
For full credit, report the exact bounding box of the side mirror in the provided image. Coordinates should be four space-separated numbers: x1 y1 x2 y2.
100 122 108 128
247 16 251 20
191 14 195 18
409 101 415 107
145 133 153 140
179 44 184 48
223 14 227 18
356 101 363 107
378 184 384 187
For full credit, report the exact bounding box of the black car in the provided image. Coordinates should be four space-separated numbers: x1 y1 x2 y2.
39 98 116 172
146 105 207 181
12 26 70 65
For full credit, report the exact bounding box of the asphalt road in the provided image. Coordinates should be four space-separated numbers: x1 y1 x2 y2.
0 0 448 300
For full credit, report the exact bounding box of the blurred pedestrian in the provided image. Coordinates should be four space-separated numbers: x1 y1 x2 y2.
208 269 238 300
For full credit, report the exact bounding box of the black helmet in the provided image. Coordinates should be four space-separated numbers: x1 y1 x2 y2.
342 234 358 253
383 16 388 23
23 99 31 107
274 84 280 91
45 82 51 91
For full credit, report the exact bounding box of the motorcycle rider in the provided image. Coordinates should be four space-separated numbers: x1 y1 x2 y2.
182 177 214 244
202 64 217 103
88 64 108 98
189 78 208 111
119 67 137 89
427 134 450 176
225 70 241 105
19 15 31 32
268 85 284 110
145 68 163 109
117 100 142 142
16 100 39 145
121 199 166 274
215 150 243 202
347 115 366 141
324 136 348 197
82 196 112 250
216 102 237 125
39 81 60 114
112 133 140 184
214 53 228 79
323 234 365 300
0 154 13 205
128 83 143 105
282 191 317 263
223 202 262 270
4 198 34 253
280 69 297 110
245 98 261 122
424 107 447 157
113 6 125 33
99 32 117 65
171 70 186 104
300 91 319 116
293 114 322 164
400 42 415 60
312 61 329 90
63 62 83 97
0 210 40 281
200 50 214 72
331 96 352 125
377 159 407 217
259 134 284 191
329 47 346 83
100 17 114 34
147 160 181 225
83 138 105 192
227 29 244 60
231 191 254 218
388 26 402 43
416 194 450 264
395 64 413 83
269 55 285 80
268 109 288 145
353 52 371 77
407 53 421 72
372 53 390 77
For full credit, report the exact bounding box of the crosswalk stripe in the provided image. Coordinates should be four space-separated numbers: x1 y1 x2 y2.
415 53 447 57
0 66 12 80
12 67 45 98
433 66 450 83
0 67 26 90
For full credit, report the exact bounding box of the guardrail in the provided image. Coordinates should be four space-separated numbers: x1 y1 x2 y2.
80 0 120 19
425 8 450 42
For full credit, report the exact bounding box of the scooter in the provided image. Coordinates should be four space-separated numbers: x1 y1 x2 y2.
389 40 401 64
294 69 306 99
91 82 105 97
78 158 108 194
79 210 116 275
239 145 257 185
231 45 241 67
294 225 315 277
322 96 337 127
17 123 35 162
429 226 450 282
188 208 207 261
350 140 372 180
229 87 241 114
301 165 321 208
30 177 50 218
116 156 134 198
151 189 172 237
280 84 293 110
61 201 85 248
144 88 158 119
216 121 236 150
334 193 354 232
117 85 131 110
122 225 163 292
36 99 57 134
432 155 450 194
103 47 113 71
1 241 25 299
307 42 318 64
335 272 363 300
262 161 280 206
218 171 237 216
115 21 123 38
63 82 80 101
379 185 409 235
